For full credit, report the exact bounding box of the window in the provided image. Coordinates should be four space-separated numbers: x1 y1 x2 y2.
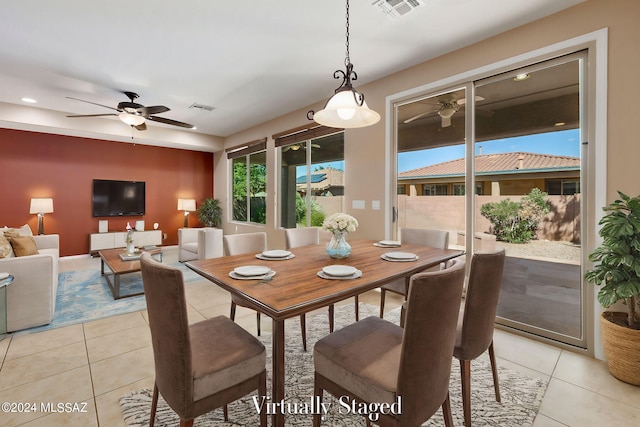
423 184 447 196
227 139 267 224
547 179 580 195
453 183 483 195
275 126 344 228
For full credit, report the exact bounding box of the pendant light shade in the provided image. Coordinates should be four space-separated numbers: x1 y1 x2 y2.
119 112 145 126
309 0 380 129
313 87 380 128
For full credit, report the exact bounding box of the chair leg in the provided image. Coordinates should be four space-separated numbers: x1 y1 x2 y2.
179 419 194 427
256 311 261 336
312 383 323 427
230 301 237 321
258 371 267 427
149 383 159 427
460 358 472 427
328 304 335 333
399 304 406 328
300 314 307 352
379 288 386 318
354 295 359 321
441 392 454 427
488 340 501 402
223 405 228 421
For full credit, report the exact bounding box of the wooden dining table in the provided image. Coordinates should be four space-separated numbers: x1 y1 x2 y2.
186 239 464 427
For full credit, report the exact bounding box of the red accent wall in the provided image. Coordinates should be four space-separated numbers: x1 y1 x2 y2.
0 128 214 256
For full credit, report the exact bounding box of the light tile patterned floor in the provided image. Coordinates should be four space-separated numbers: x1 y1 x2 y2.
0 248 639 426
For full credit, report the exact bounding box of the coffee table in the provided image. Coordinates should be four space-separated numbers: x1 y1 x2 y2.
99 247 162 299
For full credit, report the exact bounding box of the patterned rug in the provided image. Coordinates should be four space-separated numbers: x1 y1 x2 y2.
120 305 548 426
24 262 201 333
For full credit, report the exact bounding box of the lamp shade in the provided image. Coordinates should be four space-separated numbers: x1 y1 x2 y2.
30 198 54 214
119 112 145 126
313 90 380 128
177 198 196 212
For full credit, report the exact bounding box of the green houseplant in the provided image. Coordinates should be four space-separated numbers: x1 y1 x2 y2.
197 198 222 228
585 191 640 385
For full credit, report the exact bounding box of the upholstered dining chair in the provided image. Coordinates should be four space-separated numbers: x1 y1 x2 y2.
379 228 450 318
224 231 312 351
284 227 334 351
223 232 268 336
313 258 466 427
139 253 267 427
454 247 506 427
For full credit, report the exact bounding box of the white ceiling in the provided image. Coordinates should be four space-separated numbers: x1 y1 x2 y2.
0 0 585 143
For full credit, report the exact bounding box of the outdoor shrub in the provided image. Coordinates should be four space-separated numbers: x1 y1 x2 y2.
480 188 550 243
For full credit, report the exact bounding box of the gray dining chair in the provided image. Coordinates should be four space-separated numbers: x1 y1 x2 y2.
454 247 506 427
224 231 311 350
313 257 465 427
284 227 334 350
140 253 267 427
379 228 450 318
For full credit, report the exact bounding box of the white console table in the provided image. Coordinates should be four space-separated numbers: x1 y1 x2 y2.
90 230 162 254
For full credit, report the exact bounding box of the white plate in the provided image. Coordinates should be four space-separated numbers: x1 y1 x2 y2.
255 253 295 261
379 240 401 246
261 250 292 258
233 265 271 276
229 270 276 280
322 265 357 277
317 269 362 280
384 252 417 260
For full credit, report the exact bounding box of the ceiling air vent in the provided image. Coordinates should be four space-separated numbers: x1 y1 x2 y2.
373 0 424 19
189 103 215 112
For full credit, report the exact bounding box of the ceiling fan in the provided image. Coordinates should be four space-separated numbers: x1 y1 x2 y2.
282 142 320 152
403 95 485 127
66 91 195 131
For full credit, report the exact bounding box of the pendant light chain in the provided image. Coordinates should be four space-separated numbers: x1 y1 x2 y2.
344 0 351 67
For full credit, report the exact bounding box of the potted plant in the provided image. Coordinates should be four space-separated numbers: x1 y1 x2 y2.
585 191 640 385
197 198 222 228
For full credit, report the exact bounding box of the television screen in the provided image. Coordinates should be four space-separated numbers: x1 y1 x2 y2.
92 179 145 217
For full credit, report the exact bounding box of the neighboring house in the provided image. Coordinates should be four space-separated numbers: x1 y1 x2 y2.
398 151 580 196
296 167 344 196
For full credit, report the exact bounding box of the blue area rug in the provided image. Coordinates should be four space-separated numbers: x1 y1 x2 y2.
25 262 202 334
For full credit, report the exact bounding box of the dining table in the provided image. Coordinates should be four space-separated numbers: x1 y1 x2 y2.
186 238 464 427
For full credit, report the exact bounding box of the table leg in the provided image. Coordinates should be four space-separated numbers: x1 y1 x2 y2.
272 318 285 427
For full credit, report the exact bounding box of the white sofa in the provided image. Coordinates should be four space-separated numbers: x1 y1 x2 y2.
0 234 59 332
178 227 223 262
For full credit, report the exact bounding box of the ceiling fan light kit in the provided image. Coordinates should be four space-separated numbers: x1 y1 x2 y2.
309 0 380 129
118 112 145 126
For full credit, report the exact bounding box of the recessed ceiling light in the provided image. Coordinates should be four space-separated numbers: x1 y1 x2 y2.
21 97 37 103
513 73 530 82
554 122 566 127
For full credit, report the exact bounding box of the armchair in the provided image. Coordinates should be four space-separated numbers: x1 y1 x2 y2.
178 227 223 262
1 234 60 331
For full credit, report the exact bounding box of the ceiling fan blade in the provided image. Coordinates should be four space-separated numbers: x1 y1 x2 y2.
140 105 170 116
66 113 118 118
403 110 433 124
66 97 120 112
134 122 147 131
147 115 195 129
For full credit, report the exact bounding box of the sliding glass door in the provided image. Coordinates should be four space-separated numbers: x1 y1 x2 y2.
392 52 587 347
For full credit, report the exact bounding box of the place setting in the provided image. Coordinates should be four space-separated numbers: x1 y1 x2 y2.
381 251 419 262
255 249 295 261
317 265 362 280
229 265 276 280
373 239 402 248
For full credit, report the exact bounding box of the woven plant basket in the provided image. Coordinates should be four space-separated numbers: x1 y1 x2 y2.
600 312 640 386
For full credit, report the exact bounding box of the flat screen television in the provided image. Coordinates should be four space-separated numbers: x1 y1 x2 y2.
92 179 145 217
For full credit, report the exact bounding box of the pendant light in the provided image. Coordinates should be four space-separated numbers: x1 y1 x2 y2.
309 0 380 128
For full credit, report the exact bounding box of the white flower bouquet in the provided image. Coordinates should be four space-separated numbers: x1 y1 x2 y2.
322 213 358 234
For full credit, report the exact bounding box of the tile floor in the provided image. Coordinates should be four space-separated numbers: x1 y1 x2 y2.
0 248 639 426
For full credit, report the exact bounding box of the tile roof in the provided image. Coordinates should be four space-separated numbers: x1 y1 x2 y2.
398 152 580 179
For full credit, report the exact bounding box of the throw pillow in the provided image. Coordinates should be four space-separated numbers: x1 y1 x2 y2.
9 235 39 257
0 234 12 258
